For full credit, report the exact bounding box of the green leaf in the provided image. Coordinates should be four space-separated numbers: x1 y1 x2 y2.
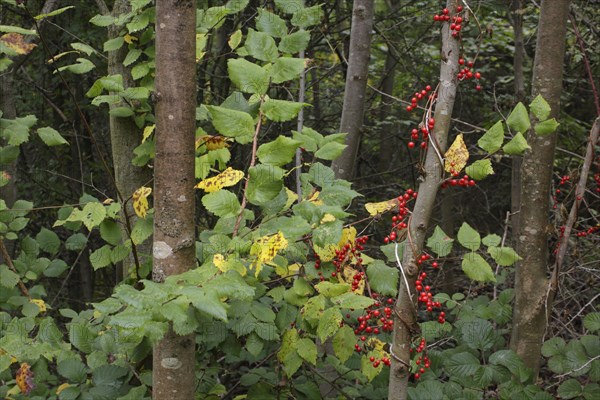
58 58 95 74
109 106 135 118
92 364 128 385
122 87 150 100
228 29 242 50
557 379 582 400
488 246 522 266
256 8 287 37
207 105 254 143
361 350 384 381
131 216 153 245
44 259 69 277
189 289 228 321
202 190 241 218
584 384 600 400
427 226 454 257
57 359 88 383
127 10 150 33
445 351 481 378
131 62 150 80
584 313 600 332
297 338 317 365
465 159 494 180
478 121 504 154
535 118 559 136
261 99 305 122
482 234 501 247
111 244 130 264
103 37 124 52
271 57 305 84
71 42 97 56
81 202 106 230
503 132 530 155
0 25 37 35
247 164 284 206
100 220 122 246
90 245 113 270
291 5 322 28
279 29 310 54
367 260 399 296
123 48 142 66
317 308 342 342
0 264 19 288
245 333 264 357
35 6 75 20
530 94 551 121
333 325 356 363
99 75 124 92
331 292 376 309
506 102 531 134
462 252 496 282
257 136 301 166
36 227 60 254
457 222 481 251
293 127 322 152
89 14 116 27
244 29 278 62
461 318 496 351
274 0 305 14
315 141 346 161
278 329 302 376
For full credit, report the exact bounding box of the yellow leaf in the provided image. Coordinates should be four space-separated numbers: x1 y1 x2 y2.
314 227 357 262
0 33 36 55
367 338 389 355
338 265 364 295
250 231 288 277
444 134 469 174
365 198 398 217
195 167 244 193
307 190 323 205
123 34 137 44
142 124 155 143
320 213 336 223
214 253 246 276
213 254 226 270
197 135 230 151
29 299 47 313
284 188 298 209
132 186 152 218
56 383 71 395
196 33 208 62
102 198 114 205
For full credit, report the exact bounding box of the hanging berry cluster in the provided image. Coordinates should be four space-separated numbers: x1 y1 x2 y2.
433 5 465 37
410 337 431 380
441 173 476 189
383 189 417 243
457 58 483 91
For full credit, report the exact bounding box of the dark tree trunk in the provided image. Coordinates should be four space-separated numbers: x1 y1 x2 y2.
152 0 197 398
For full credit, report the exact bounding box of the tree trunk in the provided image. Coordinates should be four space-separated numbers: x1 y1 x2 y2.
107 0 152 281
510 0 526 240
152 1 197 398
510 0 571 378
331 0 374 180
388 2 460 398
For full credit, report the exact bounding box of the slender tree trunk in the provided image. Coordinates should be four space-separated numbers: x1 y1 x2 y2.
510 0 526 239
152 0 197 398
510 0 571 378
388 2 460 398
331 0 374 180
106 0 152 281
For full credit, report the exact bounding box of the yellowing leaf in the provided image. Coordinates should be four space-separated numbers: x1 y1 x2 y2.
320 213 336 223
123 34 137 44
213 254 226 270
142 124 155 143
196 33 207 62
197 135 230 151
284 188 298 209
444 134 469 173
365 198 398 217
367 337 389 355
314 227 357 262
132 186 152 218
338 265 364 295
56 383 71 395
29 299 47 313
0 33 36 55
195 167 244 193
250 231 288 277
307 190 323 205
102 198 114 205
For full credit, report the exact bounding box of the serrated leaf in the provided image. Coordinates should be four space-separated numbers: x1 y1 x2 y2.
444 134 469 173
488 246 522 266
477 121 504 154
103 37 124 52
530 94 551 121
207 105 255 143
367 260 398 296
257 136 301 166
317 308 342 342
247 164 284 206
65 233 88 251
36 227 60 254
361 350 384 381
0 265 19 288
274 0 305 14
291 5 322 28
445 351 481 377
331 292 376 309
507 102 531 134
535 118 559 136
461 318 496 351
271 57 305 84
465 159 494 180
297 338 317 365
261 99 305 122
364 198 397 217
90 245 112 270
315 141 346 161
245 29 278 62
57 359 87 383
81 202 106 230
279 29 310 54
123 48 142 66
333 325 355 363
503 132 530 155
584 313 600 332
100 220 122 246
227 58 270 95
89 14 116 27
557 379 582 399
457 222 480 251
250 231 288 277
132 186 152 218
482 234 501 247
427 226 454 257
256 9 287 37
202 190 241 218
462 252 496 282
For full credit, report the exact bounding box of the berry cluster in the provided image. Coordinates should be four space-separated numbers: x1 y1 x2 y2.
415 270 445 321
350 297 396 337
408 117 436 150
441 174 476 189
405 85 435 113
383 189 417 244
457 59 482 91
410 337 431 379
576 225 600 238
369 355 391 368
433 5 465 38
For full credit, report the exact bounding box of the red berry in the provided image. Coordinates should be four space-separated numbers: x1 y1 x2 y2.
408 141 415 149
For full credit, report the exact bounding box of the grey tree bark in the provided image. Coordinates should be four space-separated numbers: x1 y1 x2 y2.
151 0 197 398
388 1 460 398
331 0 374 180
510 0 571 378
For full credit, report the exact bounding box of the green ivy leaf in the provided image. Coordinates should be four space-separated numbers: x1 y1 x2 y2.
207 105 254 143
535 118 559 136
245 29 278 62
426 226 454 257
503 132 530 155
256 8 287 37
477 121 504 154
36 227 60 254
488 246 522 266
227 58 270 95
367 260 399 296
247 165 284 206
317 308 342 342
291 5 322 28
465 159 494 180
529 94 551 121
482 234 501 247
297 338 317 365
202 190 241 218
462 252 496 282
457 222 480 251
261 99 305 122
506 102 530 134
37 127 69 146
271 57 305 84
279 29 310 54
